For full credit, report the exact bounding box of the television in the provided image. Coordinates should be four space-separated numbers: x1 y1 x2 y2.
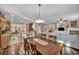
58 27 65 31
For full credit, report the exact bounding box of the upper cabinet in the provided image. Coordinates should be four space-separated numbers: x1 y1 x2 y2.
70 20 77 28
35 23 56 33
0 11 11 35
77 19 79 28
69 18 79 28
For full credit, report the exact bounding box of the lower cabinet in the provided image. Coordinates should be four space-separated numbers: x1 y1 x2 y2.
1 35 9 48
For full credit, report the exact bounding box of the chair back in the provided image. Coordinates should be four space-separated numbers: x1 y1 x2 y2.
28 43 37 55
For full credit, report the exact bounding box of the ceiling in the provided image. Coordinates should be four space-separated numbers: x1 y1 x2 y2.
0 4 79 23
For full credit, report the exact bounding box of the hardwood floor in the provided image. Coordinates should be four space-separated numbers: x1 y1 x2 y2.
2 43 22 55
63 46 79 55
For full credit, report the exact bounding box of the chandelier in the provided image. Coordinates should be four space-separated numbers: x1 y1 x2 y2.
36 4 44 23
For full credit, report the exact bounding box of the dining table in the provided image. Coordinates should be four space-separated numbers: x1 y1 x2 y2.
27 38 64 55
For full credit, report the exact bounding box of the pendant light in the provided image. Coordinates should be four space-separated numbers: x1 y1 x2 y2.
36 4 44 23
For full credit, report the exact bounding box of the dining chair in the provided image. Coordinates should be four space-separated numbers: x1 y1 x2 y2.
24 38 29 55
24 37 38 55
0 46 9 55
28 43 37 55
0 48 3 54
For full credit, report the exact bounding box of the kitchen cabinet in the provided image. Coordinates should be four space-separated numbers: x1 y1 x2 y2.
1 35 9 48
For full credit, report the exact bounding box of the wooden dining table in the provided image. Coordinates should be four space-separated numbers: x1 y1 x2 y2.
27 38 64 55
